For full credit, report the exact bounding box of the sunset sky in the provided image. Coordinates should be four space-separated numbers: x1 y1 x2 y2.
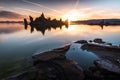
0 0 120 21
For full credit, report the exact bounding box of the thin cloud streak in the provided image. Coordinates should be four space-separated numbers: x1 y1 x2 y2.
22 0 64 14
16 7 62 18
74 0 79 9
0 10 25 19
86 10 120 19
16 7 41 14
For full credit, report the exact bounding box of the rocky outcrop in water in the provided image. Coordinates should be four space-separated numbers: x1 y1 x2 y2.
32 44 84 80
75 39 120 80
75 38 120 52
3 39 120 80
24 13 69 35
4 44 85 80
74 40 88 44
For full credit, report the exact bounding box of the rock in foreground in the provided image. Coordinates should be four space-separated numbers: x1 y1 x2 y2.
4 44 85 80
32 44 84 80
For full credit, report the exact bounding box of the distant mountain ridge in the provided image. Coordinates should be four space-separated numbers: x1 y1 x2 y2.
71 19 120 25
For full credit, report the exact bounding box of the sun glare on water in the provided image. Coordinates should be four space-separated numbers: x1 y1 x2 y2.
63 9 85 21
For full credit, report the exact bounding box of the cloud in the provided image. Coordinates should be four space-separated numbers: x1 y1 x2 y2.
22 0 64 14
26 0 94 3
0 10 25 19
16 7 41 14
87 10 120 19
0 6 3 8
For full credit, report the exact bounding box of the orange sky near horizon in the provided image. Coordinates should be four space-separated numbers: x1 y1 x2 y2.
0 0 120 21
1 8 120 21
1 9 120 21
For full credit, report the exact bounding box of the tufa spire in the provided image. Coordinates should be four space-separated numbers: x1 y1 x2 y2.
41 12 45 19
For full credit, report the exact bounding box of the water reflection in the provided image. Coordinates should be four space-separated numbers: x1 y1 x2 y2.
25 23 69 35
0 23 23 34
66 43 99 69
90 24 120 30
0 23 120 78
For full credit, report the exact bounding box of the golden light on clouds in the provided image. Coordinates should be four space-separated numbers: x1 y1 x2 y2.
63 9 86 21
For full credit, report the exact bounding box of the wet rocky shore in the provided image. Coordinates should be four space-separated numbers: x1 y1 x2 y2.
76 38 120 80
3 39 120 80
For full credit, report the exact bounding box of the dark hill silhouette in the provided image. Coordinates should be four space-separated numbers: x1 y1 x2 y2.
71 19 120 29
71 19 120 25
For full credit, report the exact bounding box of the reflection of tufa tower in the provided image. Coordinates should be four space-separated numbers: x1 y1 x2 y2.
24 13 69 35
24 18 28 29
100 19 104 30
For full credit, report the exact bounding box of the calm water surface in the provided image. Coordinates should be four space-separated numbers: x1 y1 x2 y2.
0 23 120 77
66 43 99 69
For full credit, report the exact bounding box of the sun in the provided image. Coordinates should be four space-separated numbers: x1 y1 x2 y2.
63 9 85 21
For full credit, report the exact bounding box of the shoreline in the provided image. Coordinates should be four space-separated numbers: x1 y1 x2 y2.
3 39 120 80
78 39 120 67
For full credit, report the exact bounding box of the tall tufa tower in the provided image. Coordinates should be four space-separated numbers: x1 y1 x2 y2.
40 13 45 19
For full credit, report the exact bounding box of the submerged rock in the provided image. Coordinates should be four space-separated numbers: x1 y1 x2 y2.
93 38 104 43
74 40 88 44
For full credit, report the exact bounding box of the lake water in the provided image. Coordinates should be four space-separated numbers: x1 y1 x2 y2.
0 23 120 78
66 43 99 69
